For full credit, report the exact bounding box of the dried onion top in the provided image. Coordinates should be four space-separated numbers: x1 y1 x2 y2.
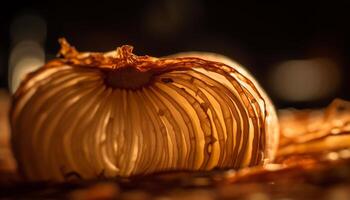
11 39 278 181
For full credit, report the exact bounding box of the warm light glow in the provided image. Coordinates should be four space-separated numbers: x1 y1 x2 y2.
270 58 341 102
9 41 45 93
9 13 46 93
0 91 16 172
327 152 339 161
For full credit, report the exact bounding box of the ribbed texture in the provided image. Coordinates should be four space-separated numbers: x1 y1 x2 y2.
11 42 278 181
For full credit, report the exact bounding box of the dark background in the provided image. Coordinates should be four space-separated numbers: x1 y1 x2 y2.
0 1 349 109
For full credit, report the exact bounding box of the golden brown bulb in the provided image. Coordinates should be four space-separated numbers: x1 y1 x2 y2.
11 39 279 181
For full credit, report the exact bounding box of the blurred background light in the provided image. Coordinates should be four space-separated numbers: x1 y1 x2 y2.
10 13 47 44
0 2 349 108
8 13 46 93
9 41 45 93
270 58 341 102
143 0 202 39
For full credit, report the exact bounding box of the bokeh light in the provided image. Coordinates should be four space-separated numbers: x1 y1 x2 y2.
270 58 341 102
8 13 46 93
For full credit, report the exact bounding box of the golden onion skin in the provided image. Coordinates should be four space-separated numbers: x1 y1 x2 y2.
11 39 279 181
277 99 350 162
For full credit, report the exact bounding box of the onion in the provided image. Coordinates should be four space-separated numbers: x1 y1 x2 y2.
11 39 279 181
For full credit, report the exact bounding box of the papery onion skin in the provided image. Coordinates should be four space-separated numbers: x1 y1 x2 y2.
277 99 350 163
11 39 279 181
